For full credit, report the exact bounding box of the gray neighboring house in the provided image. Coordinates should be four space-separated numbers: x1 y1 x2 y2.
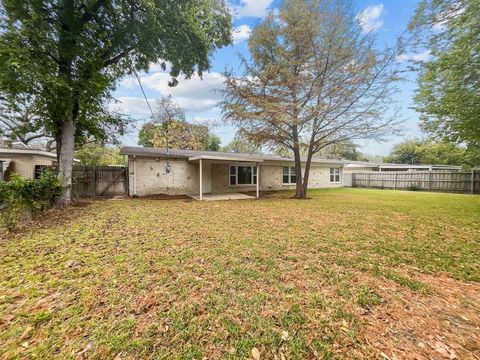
344 160 462 173
120 147 345 199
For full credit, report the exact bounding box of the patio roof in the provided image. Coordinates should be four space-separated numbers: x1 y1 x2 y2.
120 146 345 165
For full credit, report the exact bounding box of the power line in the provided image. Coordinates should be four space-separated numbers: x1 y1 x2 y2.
132 68 154 117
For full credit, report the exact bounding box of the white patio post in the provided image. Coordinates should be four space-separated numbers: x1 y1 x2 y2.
256 162 260 198
199 158 203 200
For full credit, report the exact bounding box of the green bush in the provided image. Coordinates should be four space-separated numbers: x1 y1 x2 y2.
0 171 61 229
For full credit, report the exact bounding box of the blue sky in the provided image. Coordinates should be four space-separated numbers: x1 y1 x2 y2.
113 0 427 156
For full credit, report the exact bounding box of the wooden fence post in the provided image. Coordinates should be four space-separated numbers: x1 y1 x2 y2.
367 173 371 188
93 166 96 198
394 172 397 190
428 170 432 191
471 169 474 194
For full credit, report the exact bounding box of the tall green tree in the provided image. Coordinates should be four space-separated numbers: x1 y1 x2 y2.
222 0 400 198
75 144 125 166
409 0 479 157
222 133 261 154
383 139 476 168
0 0 231 206
138 97 221 151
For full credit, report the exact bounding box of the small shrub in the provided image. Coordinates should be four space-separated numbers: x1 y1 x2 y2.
0 171 61 229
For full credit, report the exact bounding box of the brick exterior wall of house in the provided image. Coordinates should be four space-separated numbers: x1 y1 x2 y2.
128 157 343 197
0 155 56 180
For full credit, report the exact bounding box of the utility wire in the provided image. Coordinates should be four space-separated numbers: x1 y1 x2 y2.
132 67 170 154
132 68 154 117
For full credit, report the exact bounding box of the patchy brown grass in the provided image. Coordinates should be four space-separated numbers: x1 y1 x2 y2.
0 188 479 359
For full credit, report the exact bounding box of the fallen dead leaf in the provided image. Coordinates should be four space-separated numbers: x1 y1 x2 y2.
251 347 261 360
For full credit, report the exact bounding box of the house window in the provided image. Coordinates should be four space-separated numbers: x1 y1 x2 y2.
230 165 257 185
229 165 257 185
282 166 296 184
330 168 340 183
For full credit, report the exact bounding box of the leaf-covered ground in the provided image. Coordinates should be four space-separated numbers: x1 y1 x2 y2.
1 188 479 359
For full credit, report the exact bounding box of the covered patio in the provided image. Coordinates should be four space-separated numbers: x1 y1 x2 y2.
188 154 263 200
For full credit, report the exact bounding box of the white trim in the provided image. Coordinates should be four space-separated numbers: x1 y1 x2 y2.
189 155 264 163
256 163 260 198
0 148 57 159
330 167 341 183
199 158 203 200
282 166 297 185
229 164 257 186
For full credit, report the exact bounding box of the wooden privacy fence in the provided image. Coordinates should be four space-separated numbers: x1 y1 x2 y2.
71 165 128 199
352 170 480 194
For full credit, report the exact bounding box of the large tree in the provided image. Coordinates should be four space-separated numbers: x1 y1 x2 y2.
409 0 479 156
138 97 221 151
0 94 53 149
0 0 231 206
384 139 477 168
222 133 261 154
75 143 125 166
222 0 400 198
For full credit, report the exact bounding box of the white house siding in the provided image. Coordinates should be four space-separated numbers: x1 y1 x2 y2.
128 157 343 196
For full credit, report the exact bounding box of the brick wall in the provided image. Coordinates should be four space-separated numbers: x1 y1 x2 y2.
128 157 343 196
0 155 55 180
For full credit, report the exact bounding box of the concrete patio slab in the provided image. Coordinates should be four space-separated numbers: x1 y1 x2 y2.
189 193 255 201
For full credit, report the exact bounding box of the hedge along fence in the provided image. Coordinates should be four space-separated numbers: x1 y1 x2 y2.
352 170 480 194
0 170 61 229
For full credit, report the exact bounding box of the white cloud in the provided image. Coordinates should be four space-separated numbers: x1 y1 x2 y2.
230 0 274 19
357 4 384 33
119 71 226 113
110 96 155 117
396 50 431 62
232 24 252 43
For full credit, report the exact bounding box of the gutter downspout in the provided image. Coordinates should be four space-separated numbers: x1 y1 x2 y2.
133 155 137 197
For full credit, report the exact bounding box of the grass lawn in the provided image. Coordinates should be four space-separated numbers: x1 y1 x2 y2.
1 188 479 359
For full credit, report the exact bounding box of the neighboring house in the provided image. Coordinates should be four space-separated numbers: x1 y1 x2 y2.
343 161 379 173
120 147 345 199
344 160 462 173
0 147 57 180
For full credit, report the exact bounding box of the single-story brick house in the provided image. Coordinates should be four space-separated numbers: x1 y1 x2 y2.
120 146 345 199
0 148 57 180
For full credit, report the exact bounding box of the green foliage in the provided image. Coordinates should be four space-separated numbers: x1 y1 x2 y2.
222 133 261 154
320 141 367 161
139 121 220 151
0 0 232 204
206 134 221 151
75 144 125 166
410 0 480 154
384 139 475 168
138 97 222 151
356 286 382 307
221 0 400 198
0 171 61 229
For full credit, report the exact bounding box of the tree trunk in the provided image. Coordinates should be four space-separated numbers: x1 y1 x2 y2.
292 126 305 199
55 115 76 207
302 146 314 198
302 134 317 198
